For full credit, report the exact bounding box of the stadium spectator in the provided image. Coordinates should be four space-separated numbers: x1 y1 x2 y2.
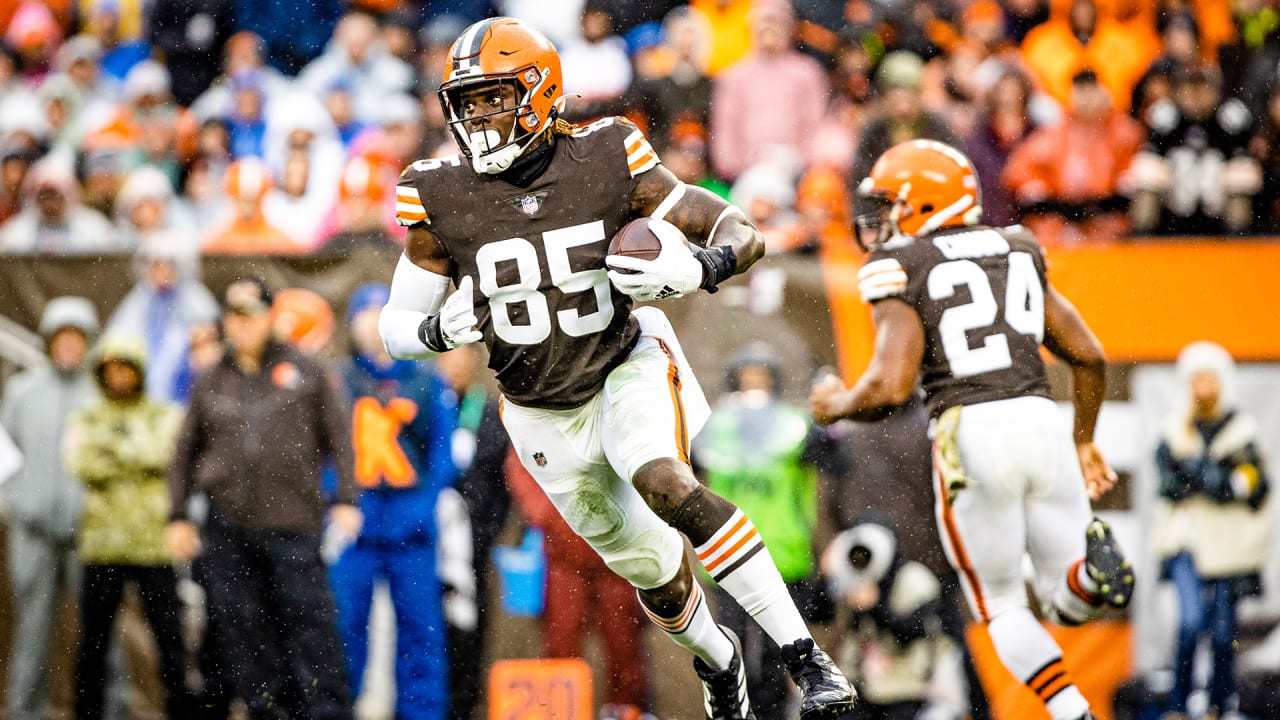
805 39 873 178
223 70 269 159
632 6 714 152
495 0 589 50
965 69 1038 227
560 7 633 105
167 276 359 720
331 283 455 720
189 31 292 124
5 1 62 81
48 34 119 129
106 231 218 403
1129 66 1260 235
231 0 340 74
261 90 345 248
318 155 401 254
1002 68 1144 245
1251 78 1280 234
850 51 959 188
112 165 198 247
0 154 118 254
710 0 827 180
1019 0 1159 113
379 8 420 65
147 0 236 106
505 448 655 716
1151 341 1271 720
64 334 195 720
298 11 414 125
1 296 98 720
321 80 367 150
433 344 511 720
694 345 837 720
85 59 195 185
81 0 152 82
662 130 730 198
0 144 40 225
80 147 129 217
202 157 304 254
730 160 808 253
822 520 951 720
690 0 753 76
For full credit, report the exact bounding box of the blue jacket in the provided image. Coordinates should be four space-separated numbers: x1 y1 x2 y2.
339 355 457 545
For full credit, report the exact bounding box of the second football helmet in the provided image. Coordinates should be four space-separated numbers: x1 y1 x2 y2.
438 17 564 175
855 139 982 250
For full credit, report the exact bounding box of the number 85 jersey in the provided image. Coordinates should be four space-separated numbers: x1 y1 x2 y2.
396 117 660 410
857 225 1053 418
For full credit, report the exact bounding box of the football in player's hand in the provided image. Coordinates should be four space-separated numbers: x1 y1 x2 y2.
607 218 662 273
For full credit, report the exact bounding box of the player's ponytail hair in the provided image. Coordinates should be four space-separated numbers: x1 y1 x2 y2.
550 117 576 136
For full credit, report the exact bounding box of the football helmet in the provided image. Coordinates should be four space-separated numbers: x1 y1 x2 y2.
438 17 564 175
855 139 982 250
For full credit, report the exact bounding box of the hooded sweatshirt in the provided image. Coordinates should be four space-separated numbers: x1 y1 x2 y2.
106 232 218 403
0 297 99 540
64 334 183 565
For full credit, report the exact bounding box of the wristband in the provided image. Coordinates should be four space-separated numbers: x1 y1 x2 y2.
417 314 449 353
696 245 737 293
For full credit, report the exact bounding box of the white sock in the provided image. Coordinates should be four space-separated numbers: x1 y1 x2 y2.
988 609 1091 720
1053 558 1104 625
695 510 812 648
640 581 735 670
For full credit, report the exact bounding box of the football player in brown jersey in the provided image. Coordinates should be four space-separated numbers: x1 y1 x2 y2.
378 18 855 720
811 140 1135 720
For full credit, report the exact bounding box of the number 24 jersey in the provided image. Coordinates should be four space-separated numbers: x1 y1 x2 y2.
395 117 660 410
857 225 1053 418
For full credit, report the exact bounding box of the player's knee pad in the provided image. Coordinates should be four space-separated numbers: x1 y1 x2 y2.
597 523 684 591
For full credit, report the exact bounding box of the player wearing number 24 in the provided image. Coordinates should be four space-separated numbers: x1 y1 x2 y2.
380 17 855 720
810 140 1135 720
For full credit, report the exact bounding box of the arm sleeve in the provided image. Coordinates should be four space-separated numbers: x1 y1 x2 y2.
380 254 453 360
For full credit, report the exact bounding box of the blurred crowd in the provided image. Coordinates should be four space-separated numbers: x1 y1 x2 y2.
0 0 1278 265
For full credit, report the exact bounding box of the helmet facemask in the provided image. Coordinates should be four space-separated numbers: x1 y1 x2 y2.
854 182 909 252
439 68 555 175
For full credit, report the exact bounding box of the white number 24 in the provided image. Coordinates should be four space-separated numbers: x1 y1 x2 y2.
475 221 614 345
927 251 1043 378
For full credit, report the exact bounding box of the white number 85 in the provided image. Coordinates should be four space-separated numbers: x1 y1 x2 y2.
475 220 615 345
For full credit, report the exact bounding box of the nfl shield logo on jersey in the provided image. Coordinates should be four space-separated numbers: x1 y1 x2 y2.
520 194 539 215
533 452 547 467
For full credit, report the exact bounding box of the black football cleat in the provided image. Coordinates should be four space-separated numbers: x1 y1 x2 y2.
780 637 858 720
1085 518 1135 609
692 626 754 720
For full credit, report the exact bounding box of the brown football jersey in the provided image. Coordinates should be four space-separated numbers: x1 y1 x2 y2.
395 117 662 410
857 225 1052 417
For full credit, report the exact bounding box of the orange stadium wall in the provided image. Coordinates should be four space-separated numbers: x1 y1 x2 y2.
823 239 1280 378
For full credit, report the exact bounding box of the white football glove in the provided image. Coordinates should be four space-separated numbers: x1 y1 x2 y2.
422 276 482 352
605 218 705 301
